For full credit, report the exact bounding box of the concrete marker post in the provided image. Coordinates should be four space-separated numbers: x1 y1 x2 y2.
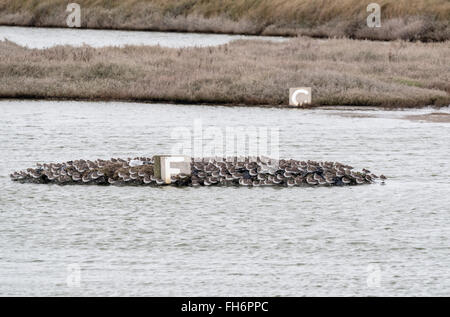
289 87 312 106
153 155 191 184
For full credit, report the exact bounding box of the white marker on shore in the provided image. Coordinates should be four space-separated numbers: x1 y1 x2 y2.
289 87 312 106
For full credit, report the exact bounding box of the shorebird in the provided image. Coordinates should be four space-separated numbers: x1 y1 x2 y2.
249 169 258 177
272 177 282 184
129 159 143 167
72 173 81 182
138 170 146 177
306 175 318 185
204 164 214 173
239 178 250 186
143 176 152 184
30 170 41 179
197 172 207 179
118 171 127 178
317 176 327 185
209 177 219 184
77 166 86 173
294 176 304 186
324 175 335 185
313 173 322 182
193 163 203 171
285 166 296 173
306 165 317 173
341 177 351 185
211 170 220 178
58 175 71 183
336 169 345 177
284 171 294 178
87 161 96 170
231 172 243 179
257 174 266 181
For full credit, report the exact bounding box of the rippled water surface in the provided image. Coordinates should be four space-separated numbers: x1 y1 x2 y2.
0 26 286 48
0 100 449 296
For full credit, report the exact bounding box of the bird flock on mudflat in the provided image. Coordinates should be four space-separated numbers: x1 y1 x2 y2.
10 156 386 187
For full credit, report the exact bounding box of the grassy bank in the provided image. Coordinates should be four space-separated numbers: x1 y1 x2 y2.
0 38 449 108
0 0 449 41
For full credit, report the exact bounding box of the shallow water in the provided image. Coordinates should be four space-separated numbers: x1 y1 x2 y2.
0 26 286 49
0 100 449 296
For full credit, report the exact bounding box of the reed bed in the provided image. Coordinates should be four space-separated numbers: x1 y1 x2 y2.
0 0 449 41
0 37 449 107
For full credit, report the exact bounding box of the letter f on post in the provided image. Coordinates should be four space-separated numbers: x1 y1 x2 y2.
163 156 184 184
154 155 191 184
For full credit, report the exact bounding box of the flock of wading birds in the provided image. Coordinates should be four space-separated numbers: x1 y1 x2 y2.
10 157 387 187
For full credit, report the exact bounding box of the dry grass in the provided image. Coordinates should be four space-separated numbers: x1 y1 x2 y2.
0 0 449 41
0 37 449 107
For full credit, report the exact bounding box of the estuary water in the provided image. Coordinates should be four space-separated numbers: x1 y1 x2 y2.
0 26 286 48
0 100 449 296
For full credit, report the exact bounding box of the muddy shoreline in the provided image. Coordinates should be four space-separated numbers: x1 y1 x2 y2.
1 96 448 111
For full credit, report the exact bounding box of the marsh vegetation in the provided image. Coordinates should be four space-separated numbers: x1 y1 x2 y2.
0 0 449 41
0 37 448 107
